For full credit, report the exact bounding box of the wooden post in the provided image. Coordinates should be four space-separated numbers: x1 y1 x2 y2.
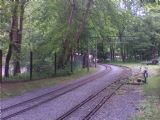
54 52 57 75
30 51 33 80
0 49 2 83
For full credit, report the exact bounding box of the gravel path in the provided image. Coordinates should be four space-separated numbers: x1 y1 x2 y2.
1 65 142 120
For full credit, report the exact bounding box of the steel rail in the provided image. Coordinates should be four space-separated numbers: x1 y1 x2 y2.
1 65 111 120
82 83 123 120
56 78 128 120
55 67 131 120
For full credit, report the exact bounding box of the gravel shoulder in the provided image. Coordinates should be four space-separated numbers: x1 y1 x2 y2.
91 85 143 120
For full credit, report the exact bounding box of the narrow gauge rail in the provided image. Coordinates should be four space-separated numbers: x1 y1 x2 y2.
83 68 131 120
56 69 131 120
83 82 123 120
1 65 111 120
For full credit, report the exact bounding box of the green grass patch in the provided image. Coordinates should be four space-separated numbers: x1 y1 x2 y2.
144 76 160 97
2 65 84 82
132 97 160 120
131 67 160 120
108 61 160 120
104 61 141 67
0 68 96 100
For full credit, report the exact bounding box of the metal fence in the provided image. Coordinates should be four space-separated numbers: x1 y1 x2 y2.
1 49 87 82
0 49 2 83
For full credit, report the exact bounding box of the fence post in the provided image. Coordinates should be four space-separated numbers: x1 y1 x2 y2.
54 52 57 75
87 39 89 72
71 50 73 73
30 51 33 80
0 49 2 83
95 39 97 68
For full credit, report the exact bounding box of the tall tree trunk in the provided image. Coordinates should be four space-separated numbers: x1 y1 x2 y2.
58 0 77 67
58 0 93 67
13 2 25 75
126 45 129 60
110 46 112 60
113 47 115 60
123 46 126 60
110 45 115 61
75 0 93 44
119 32 125 62
0 49 2 82
101 42 105 59
5 44 12 77
134 51 137 61
5 0 19 77
152 43 158 59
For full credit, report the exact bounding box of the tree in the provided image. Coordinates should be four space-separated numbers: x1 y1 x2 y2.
4 0 28 77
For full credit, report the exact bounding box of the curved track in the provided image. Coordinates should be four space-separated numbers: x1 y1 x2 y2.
56 67 131 120
1 65 111 120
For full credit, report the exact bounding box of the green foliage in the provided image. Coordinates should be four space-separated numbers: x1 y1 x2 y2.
1 0 160 79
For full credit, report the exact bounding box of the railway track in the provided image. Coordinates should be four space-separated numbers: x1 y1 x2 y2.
83 82 123 120
56 71 130 120
1 65 111 120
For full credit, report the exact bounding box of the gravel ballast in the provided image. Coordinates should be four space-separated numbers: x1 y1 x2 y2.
1 65 141 120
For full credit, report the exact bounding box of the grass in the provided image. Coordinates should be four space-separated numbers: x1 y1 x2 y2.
0 68 96 100
132 97 160 120
132 76 160 120
2 65 84 82
105 61 141 67
107 61 159 76
110 61 160 120
144 76 160 97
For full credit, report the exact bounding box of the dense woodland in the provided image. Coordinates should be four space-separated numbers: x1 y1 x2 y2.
0 0 160 78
